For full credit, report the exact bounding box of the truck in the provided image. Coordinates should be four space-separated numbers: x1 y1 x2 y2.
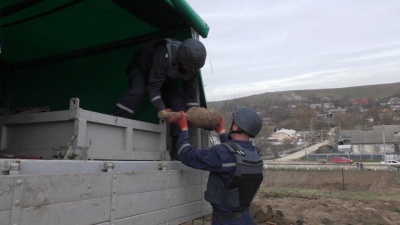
0 1 212 224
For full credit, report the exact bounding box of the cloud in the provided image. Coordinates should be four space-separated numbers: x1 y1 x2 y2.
187 0 400 101
204 62 400 101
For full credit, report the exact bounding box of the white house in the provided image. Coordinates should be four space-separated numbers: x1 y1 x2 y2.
268 128 301 144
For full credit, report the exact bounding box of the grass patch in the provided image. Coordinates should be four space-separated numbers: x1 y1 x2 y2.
260 187 400 203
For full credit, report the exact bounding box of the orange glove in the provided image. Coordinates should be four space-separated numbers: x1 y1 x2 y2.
214 115 225 134
165 111 182 123
175 111 188 130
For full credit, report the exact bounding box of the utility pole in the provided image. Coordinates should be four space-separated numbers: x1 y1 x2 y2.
382 125 386 160
310 119 313 143
328 117 330 128
321 130 324 142
304 129 307 157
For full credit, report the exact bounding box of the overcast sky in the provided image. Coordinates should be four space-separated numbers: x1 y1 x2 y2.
186 0 400 102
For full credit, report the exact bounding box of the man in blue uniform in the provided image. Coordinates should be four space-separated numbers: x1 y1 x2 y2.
113 38 207 160
174 108 264 225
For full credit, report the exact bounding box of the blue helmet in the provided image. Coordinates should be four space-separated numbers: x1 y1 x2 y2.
232 108 262 138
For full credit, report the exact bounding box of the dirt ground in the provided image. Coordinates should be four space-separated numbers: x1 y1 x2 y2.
185 170 400 225
251 193 400 225
187 195 400 225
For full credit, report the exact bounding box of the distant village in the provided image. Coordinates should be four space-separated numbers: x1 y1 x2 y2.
214 94 400 159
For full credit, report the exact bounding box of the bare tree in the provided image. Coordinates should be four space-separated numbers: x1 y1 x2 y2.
292 108 317 130
269 107 291 124
332 113 354 129
365 106 382 125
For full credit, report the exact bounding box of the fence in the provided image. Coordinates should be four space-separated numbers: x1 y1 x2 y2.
307 153 384 161
263 167 400 194
307 153 400 162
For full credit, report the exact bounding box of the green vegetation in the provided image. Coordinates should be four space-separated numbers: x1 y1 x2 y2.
261 187 400 203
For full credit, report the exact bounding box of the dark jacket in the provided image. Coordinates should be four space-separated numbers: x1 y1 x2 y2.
177 131 263 224
128 39 199 111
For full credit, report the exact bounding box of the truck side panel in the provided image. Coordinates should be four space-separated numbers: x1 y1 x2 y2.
0 160 211 225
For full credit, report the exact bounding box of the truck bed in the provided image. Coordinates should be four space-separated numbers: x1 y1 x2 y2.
0 98 212 225
0 159 211 225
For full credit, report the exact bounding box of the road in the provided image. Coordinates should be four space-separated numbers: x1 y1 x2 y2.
274 140 331 161
264 161 397 171
265 135 400 171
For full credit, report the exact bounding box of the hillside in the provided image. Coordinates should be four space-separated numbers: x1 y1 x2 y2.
208 82 400 109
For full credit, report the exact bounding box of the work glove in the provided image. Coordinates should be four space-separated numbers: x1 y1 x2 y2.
175 111 188 131
158 109 179 123
214 115 225 134
158 109 171 116
164 110 183 123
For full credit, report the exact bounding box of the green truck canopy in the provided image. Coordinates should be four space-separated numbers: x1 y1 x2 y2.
0 0 210 123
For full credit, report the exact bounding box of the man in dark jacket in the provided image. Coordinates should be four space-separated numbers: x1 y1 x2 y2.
113 38 207 160
173 108 264 225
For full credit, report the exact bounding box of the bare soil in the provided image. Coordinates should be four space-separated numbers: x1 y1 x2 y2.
186 195 400 225
184 170 400 225
251 194 400 225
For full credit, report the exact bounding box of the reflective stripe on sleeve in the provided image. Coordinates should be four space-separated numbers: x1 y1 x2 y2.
222 162 237 168
178 143 191 155
151 95 161 102
116 103 134 114
186 102 199 106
